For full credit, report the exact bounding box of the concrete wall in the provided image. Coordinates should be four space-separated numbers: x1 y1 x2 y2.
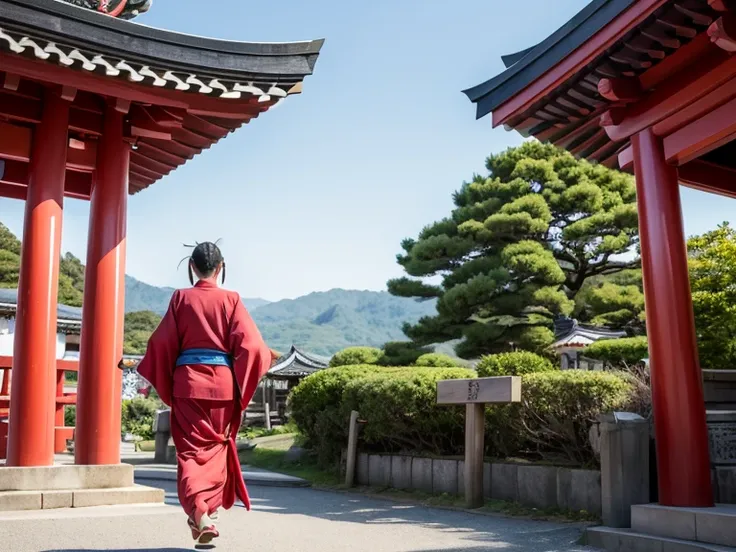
355 453 602 515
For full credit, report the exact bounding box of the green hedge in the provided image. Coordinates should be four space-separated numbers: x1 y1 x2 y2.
121 396 163 440
583 336 648 367
329 347 384 367
290 365 633 467
414 353 459 367
476 351 556 377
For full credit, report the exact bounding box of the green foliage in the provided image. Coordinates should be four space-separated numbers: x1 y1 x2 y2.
289 365 385 464
65 405 76 427
476 351 555 377
380 341 430 366
58 253 85 307
0 223 21 289
575 270 645 332
123 310 162 354
510 370 633 465
121 396 163 440
329 347 384 367
688 223 736 370
290 365 633 467
389 142 639 357
583 336 649 367
414 353 459 367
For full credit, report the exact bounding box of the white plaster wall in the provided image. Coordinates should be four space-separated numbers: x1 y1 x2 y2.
0 317 67 359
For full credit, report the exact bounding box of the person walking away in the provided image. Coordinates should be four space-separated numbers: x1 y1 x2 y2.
136 242 273 544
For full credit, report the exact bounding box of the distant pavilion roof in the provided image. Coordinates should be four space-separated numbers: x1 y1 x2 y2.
463 0 717 169
0 0 323 196
267 346 330 379
0 288 82 332
552 316 626 349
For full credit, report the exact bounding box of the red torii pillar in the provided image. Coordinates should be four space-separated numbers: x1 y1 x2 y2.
6 90 70 467
75 101 129 466
632 128 713 507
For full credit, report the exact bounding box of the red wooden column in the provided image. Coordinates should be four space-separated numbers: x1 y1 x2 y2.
7 90 70 467
75 102 128 465
631 127 713 507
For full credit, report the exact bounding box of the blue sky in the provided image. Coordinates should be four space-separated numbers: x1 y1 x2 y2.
1 0 734 300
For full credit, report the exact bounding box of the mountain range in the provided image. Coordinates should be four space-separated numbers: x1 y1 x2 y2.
124 276 437 356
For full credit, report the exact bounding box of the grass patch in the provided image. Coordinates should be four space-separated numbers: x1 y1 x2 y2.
239 447 340 487
135 440 155 452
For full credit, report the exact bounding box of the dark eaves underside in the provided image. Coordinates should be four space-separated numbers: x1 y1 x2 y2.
463 0 635 119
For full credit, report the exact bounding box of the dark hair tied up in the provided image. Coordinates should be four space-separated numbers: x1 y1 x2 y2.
178 240 225 285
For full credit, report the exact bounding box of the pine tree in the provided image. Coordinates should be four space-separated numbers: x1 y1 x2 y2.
389 141 640 357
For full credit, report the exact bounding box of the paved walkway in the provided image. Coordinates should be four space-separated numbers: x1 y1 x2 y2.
0 476 595 552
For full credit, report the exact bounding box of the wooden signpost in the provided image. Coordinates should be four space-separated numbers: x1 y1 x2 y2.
437 376 522 508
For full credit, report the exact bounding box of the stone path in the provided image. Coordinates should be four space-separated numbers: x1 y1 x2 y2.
0 476 595 552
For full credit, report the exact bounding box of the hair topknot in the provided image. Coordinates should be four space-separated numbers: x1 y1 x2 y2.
179 240 225 284
191 241 223 276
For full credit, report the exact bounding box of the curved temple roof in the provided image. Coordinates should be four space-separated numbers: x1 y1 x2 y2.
462 0 718 170
0 0 324 194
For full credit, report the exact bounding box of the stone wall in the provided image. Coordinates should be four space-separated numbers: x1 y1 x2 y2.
355 453 602 515
703 370 736 410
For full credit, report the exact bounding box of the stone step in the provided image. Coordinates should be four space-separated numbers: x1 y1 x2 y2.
586 526 736 552
0 484 164 511
631 503 736 547
0 464 134 490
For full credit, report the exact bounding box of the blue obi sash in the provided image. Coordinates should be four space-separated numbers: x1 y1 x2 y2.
176 348 233 368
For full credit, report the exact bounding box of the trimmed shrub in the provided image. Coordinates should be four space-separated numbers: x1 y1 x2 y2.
379 341 430 366
289 363 633 467
121 396 162 440
509 370 633 465
329 347 384 367
414 353 459 367
341 367 475 455
584 336 648 367
289 365 387 463
477 351 556 377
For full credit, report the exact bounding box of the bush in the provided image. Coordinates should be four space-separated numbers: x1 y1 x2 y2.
584 336 648 367
290 364 633 467
121 396 163 440
510 370 633 465
289 365 386 463
477 351 556 377
414 353 459 367
379 341 430 366
65 405 76 427
329 347 383 367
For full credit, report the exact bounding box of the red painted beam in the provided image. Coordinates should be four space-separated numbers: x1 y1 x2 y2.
679 159 736 199
134 141 187 167
663 94 736 165
130 151 175 175
709 15 736 52
618 145 634 170
0 122 32 162
604 48 736 142
0 159 92 200
492 0 670 127
129 105 171 140
598 78 643 103
0 52 265 119
0 182 27 200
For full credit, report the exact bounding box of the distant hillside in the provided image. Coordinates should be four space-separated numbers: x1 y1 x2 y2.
250 289 437 356
124 276 269 314
1 222 437 356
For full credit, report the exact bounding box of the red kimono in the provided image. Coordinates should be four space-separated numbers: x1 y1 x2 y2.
137 280 271 523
